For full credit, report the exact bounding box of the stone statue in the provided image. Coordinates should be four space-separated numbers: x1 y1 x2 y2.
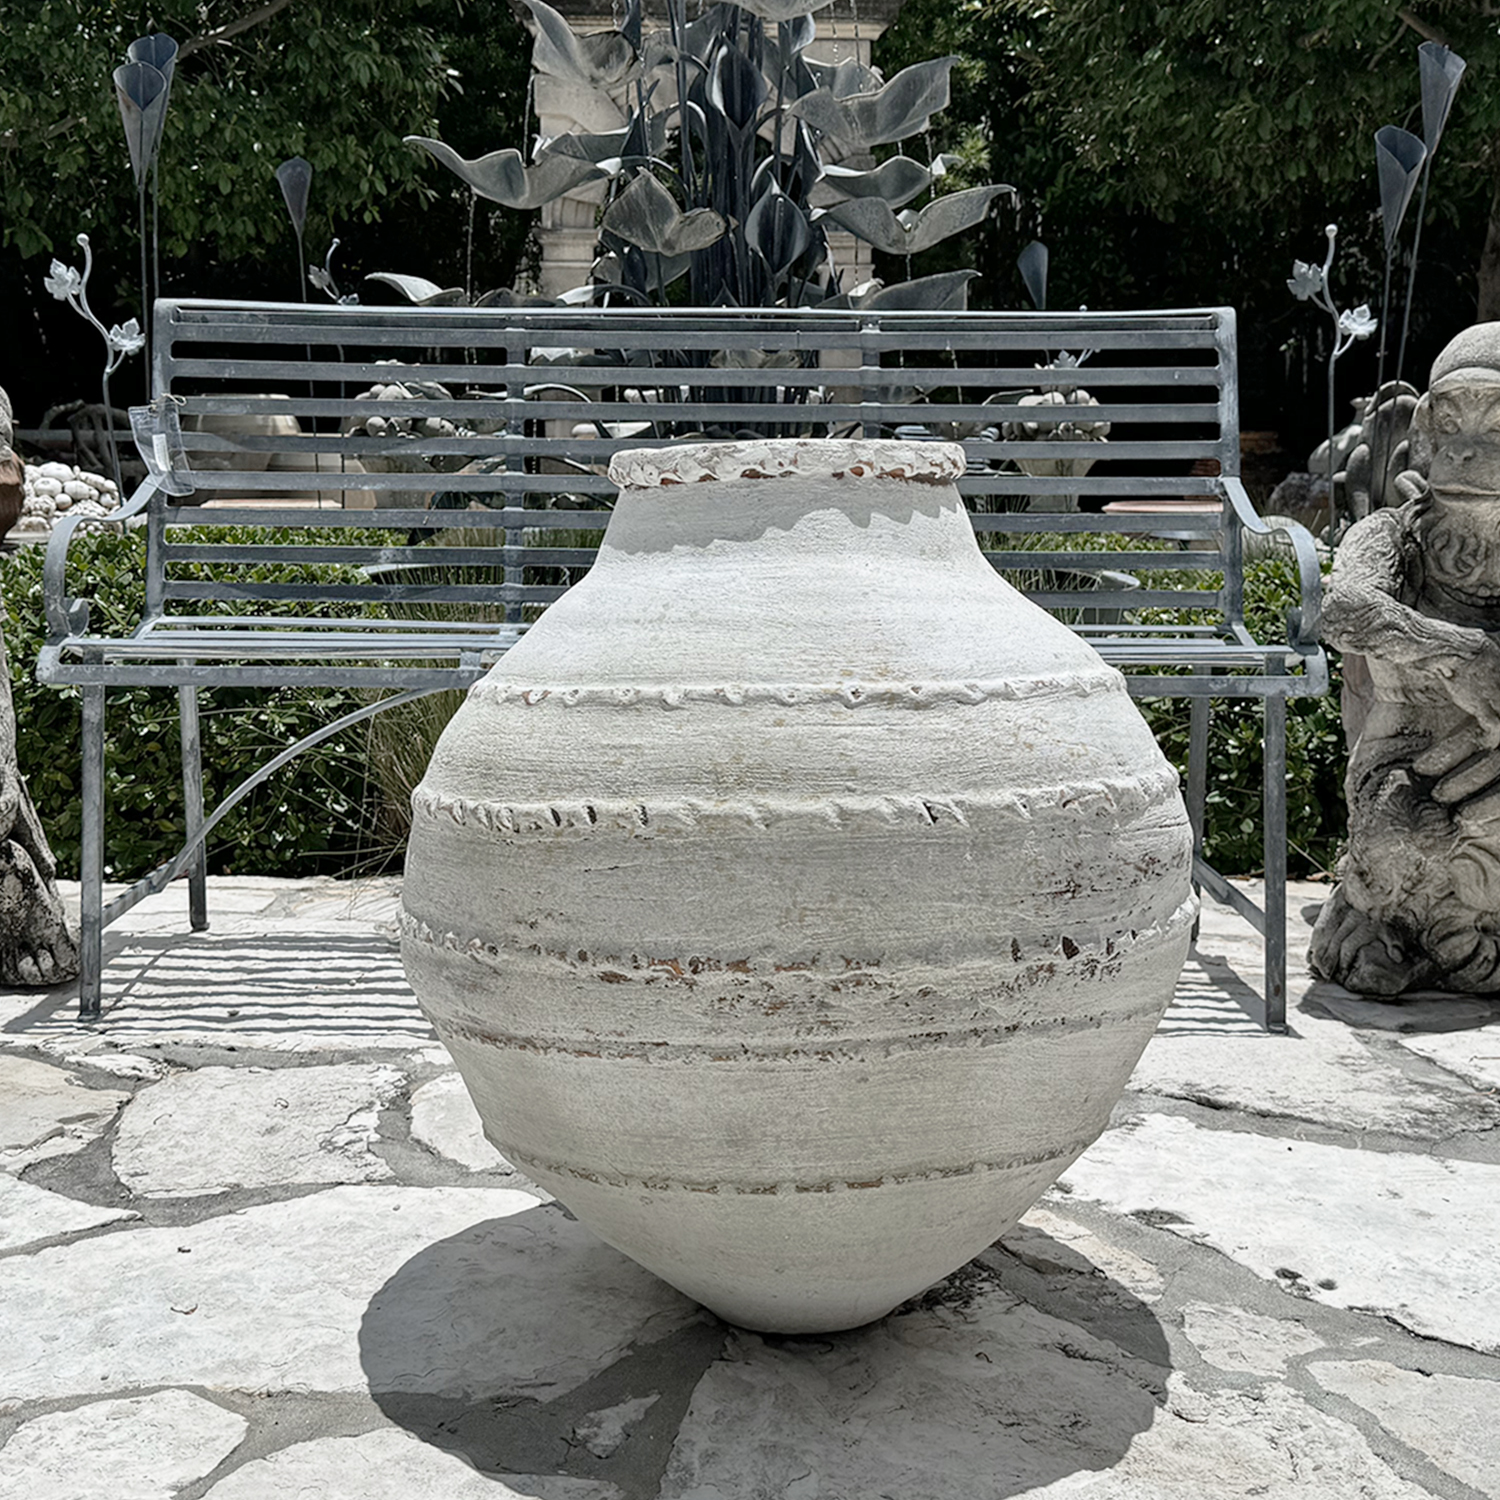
1341 379 1419 520
1309 325 1500 995
0 385 79 986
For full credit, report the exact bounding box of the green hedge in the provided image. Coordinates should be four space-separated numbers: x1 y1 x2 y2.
1 528 383 881
3 529 1347 882
1136 557 1346 878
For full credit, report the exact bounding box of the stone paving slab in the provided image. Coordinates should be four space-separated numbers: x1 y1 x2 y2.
410 1071 513 1172
202 1430 625 1500
0 1186 697 1403
0 1389 247 1500
1309 1361 1500 1497
1060 1112 1500 1354
111 1063 404 1197
0 1053 129 1169
0 874 1497 1499
0 1171 137 1252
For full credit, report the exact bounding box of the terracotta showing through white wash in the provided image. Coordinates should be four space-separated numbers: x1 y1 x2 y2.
400 438 1194 1333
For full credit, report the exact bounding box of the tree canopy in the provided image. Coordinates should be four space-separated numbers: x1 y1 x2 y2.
0 1 532 418
992 1 1500 314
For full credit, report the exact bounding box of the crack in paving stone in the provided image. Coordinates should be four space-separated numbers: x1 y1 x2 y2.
1123 1090 1500 1163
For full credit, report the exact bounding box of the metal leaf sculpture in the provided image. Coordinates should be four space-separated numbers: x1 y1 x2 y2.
525 0 637 88
1018 240 1048 311
275 157 314 238
817 269 979 312
728 0 834 22
405 137 615 210
601 171 727 258
789 56 955 149
113 61 170 187
813 155 956 210
805 56 883 99
821 183 1009 257
402 0 1006 318
545 116 666 166
365 273 471 306
1374 125 1427 252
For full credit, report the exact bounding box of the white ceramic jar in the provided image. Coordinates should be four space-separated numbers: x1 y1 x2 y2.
401 438 1194 1333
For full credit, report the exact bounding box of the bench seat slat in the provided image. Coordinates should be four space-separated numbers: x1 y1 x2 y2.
169 362 1226 391
179 433 1232 465
161 581 568 605
163 544 596 568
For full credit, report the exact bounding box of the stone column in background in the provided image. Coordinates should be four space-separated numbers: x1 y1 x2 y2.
0 384 80 986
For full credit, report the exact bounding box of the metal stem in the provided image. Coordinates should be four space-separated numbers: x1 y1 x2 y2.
138 182 150 372
1396 168 1433 389
100 368 124 498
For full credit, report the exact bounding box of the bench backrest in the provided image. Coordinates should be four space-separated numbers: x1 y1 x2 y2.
143 300 1245 630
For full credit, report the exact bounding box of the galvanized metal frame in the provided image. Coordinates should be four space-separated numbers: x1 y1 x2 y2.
39 300 1326 1030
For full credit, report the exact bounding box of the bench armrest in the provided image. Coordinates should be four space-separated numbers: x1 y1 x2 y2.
43 478 161 643
1222 477 1323 653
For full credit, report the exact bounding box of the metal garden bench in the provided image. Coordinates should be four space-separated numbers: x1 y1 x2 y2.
38 299 1326 1029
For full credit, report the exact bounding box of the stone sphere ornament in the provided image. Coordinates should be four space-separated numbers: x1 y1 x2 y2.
400 439 1194 1333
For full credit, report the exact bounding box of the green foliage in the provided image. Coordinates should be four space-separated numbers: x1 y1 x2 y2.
1 527 382 881
1137 559 1347 877
2 523 1349 883
989 525 1348 875
872 0 1489 445
990 1 1500 224
0 1 534 423
2 2 443 262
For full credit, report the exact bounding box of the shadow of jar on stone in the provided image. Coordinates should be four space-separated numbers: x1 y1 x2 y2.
357 1199 1171 1499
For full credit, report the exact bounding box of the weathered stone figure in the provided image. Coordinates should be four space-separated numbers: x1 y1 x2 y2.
0 385 79 985
1310 325 1500 994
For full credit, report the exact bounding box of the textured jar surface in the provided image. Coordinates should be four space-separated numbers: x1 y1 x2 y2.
401 438 1194 1332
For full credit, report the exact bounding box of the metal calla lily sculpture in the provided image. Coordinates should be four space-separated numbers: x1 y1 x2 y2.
1290 39 1465 542
391 0 1009 314
114 32 178 366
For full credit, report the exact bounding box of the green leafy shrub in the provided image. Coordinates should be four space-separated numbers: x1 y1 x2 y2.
1 527 382 881
1136 558 1346 878
3 523 1346 883
993 527 1346 876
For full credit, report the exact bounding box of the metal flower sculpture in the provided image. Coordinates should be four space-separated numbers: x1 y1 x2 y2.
275 157 315 301
396 0 1009 314
42 236 146 495
115 33 178 367
308 239 360 305
1365 43 1465 518
1395 43 1467 382
1288 224 1377 538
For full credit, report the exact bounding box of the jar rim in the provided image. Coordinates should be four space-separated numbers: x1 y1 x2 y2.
608 438 967 489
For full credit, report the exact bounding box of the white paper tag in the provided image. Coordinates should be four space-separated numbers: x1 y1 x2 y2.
153 433 170 472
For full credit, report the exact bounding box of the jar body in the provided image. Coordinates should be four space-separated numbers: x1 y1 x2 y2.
401 439 1193 1333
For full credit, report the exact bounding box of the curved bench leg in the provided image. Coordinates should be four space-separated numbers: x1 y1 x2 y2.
178 684 208 932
